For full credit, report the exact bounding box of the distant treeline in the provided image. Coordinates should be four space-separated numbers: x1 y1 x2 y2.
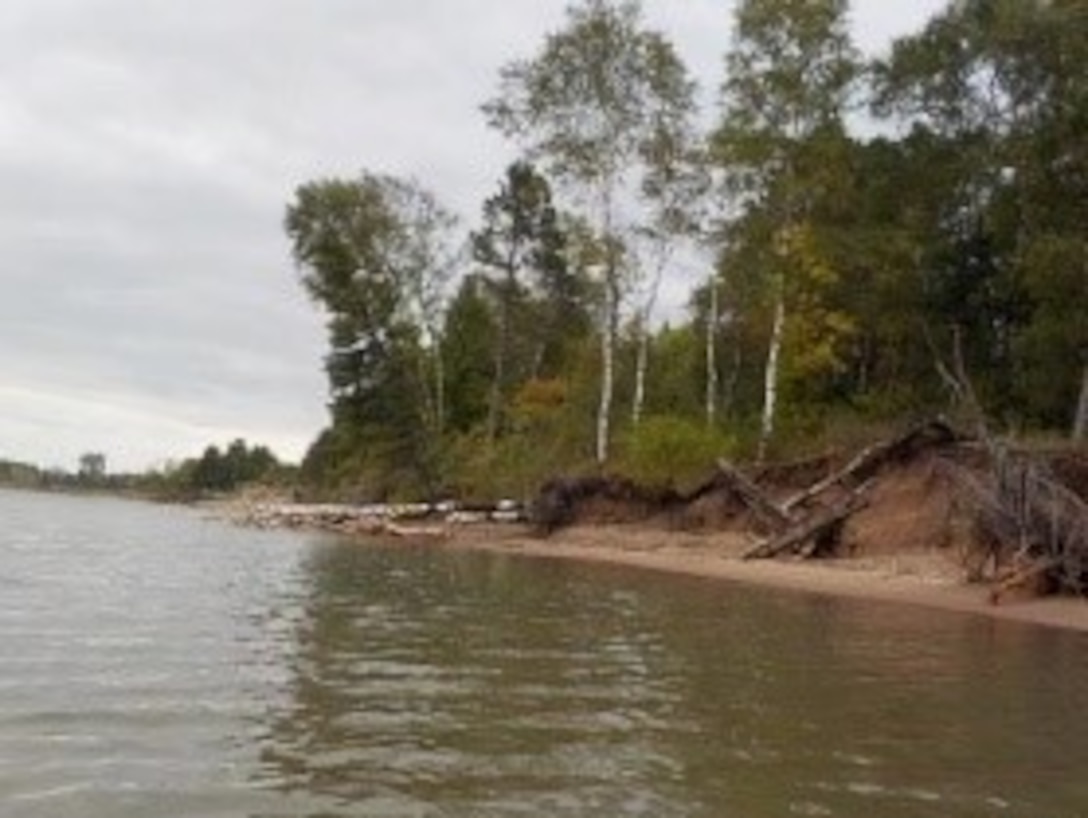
281 0 1088 504
0 440 294 502
138 439 293 501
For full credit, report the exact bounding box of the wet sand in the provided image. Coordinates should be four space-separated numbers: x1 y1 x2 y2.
440 523 1088 633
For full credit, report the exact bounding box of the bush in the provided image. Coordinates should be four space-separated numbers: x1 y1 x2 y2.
618 416 737 489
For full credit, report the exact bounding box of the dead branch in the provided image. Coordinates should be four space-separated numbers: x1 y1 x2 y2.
782 419 959 513
743 488 870 561
712 459 793 533
989 558 1061 605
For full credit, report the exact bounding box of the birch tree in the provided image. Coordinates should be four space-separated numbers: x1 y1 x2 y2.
713 0 858 459
484 0 696 464
631 141 710 426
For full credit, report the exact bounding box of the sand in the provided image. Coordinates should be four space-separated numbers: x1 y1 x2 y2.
436 522 1088 633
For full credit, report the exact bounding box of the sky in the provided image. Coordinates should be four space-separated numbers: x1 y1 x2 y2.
0 0 948 473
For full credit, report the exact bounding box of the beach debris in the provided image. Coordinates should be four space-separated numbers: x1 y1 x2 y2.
530 419 965 557
705 459 792 533
947 444 1088 602
780 419 961 514
741 419 963 561
229 499 526 538
742 487 872 561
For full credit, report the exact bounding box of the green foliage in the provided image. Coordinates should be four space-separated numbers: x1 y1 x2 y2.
78 452 107 482
279 0 1088 503
484 0 698 464
0 459 43 489
470 162 576 441
444 377 595 501
873 0 1088 432
617 416 736 489
286 173 459 498
151 440 282 499
483 0 696 194
442 274 496 435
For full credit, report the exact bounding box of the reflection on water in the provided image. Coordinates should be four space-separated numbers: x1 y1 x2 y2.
2 488 1088 817
256 546 700 816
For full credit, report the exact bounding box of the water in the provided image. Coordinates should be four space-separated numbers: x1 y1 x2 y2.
1 488 1087 817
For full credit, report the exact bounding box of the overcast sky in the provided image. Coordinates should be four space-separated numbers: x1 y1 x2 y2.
0 0 947 472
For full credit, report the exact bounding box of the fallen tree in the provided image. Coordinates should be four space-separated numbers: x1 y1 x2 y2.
741 418 963 561
743 488 871 561
532 418 965 563
946 446 1088 602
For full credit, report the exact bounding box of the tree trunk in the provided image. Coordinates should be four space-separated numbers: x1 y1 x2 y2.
597 280 616 464
434 345 445 437
632 318 649 426
632 245 668 428
706 275 719 425
486 285 510 448
1074 360 1088 443
758 292 785 463
596 188 620 465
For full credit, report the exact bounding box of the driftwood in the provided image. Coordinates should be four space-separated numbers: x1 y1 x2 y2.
949 447 1088 599
743 488 870 561
233 499 524 537
524 411 1088 601
929 330 1088 599
533 418 964 564
988 557 1062 605
782 418 959 513
741 419 959 562
712 459 792 533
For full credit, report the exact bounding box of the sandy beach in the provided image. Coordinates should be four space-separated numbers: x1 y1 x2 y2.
436 522 1088 633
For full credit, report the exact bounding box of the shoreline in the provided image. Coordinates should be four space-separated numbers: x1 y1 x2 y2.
434 523 1088 634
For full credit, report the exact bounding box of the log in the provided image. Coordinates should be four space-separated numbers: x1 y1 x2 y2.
989 558 1061 605
946 443 1088 598
743 490 870 561
713 459 793 532
782 419 958 513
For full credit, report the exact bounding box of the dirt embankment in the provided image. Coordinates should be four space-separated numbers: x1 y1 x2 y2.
516 421 1088 626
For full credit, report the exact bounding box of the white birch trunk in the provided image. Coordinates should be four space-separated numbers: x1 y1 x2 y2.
597 283 616 464
595 185 620 465
706 276 719 425
434 346 445 436
631 248 667 428
1074 360 1088 443
758 292 785 462
632 321 648 426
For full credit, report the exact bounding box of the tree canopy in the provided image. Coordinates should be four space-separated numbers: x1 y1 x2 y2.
284 0 1088 501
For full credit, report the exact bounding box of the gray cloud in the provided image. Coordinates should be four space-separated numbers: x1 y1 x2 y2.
0 0 945 471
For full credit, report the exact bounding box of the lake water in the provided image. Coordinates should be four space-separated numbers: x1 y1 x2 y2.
1 488 1087 817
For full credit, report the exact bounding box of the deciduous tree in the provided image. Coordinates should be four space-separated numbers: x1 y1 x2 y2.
484 0 697 463
285 173 459 497
713 0 859 459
